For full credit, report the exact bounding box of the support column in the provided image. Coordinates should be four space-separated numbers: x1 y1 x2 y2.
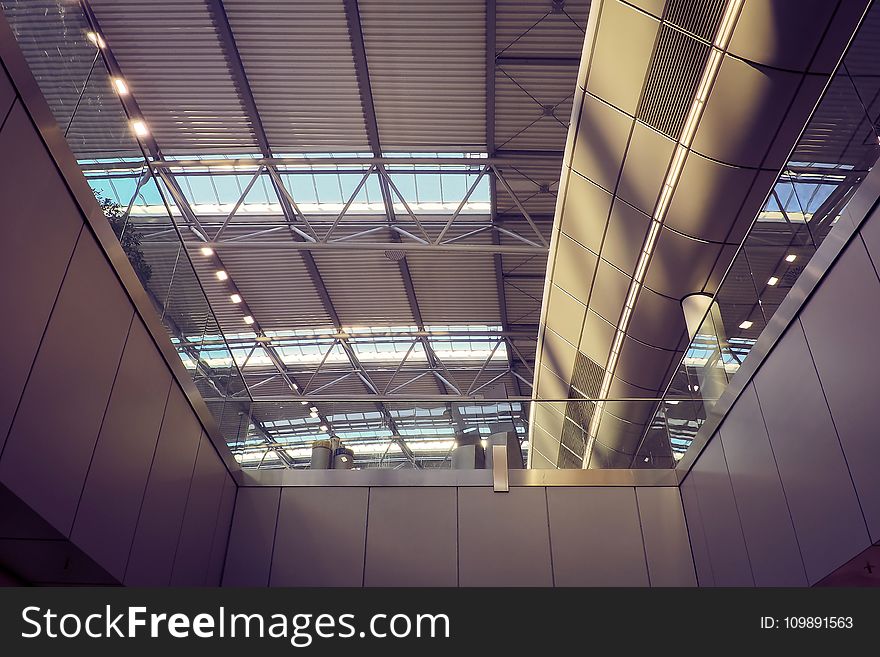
681 293 729 411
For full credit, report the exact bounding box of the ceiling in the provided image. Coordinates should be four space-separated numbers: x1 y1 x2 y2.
1 0 591 468
531 0 873 468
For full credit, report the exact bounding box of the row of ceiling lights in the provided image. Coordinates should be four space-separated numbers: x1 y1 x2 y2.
736 253 797 330
87 28 334 440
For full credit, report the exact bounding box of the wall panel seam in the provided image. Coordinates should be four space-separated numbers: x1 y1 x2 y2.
361 487 371 587
68 311 135 540
751 381 818 585
0 224 84 460
169 434 205 585
796 317 872 541
717 436 757 586
543 487 556 587
121 382 174 583
265 487 282 587
633 487 653 586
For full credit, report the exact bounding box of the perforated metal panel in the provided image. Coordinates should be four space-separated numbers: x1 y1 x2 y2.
663 0 727 42
637 26 709 139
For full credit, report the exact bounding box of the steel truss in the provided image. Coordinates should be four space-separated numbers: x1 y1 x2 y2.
115 157 553 255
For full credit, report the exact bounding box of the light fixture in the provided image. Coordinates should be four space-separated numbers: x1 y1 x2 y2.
584 0 745 466
230 293 242 304
320 424 328 432
200 246 214 257
130 119 149 137
85 31 106 49
112 78 129 95
739 320 753 330
300 400 308 405
215 270 228 281
310 411 319 418
243 315 254 325
309 406 318 413
785 254 797 263
767 276 779 286
292 383 299 390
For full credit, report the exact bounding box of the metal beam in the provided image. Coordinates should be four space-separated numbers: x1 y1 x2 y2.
141 155 559 170
187 239 547 255
496 55 580 66
205 0 273 156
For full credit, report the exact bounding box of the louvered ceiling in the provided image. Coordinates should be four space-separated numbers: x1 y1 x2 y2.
531 0 872 469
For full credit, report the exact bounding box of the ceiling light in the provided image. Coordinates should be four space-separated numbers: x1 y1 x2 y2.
300 400 308 405
113 78 129 95
130 119 149 137
739 320 753 330
230 293 242 304
309 406 318 413
215 270 228 281
200 246 214 256
320 424 328 432
785 254 796 263
292 383 299 390
243 315 254 325
767 276 779 286
86 31 105 49
309 411 319 418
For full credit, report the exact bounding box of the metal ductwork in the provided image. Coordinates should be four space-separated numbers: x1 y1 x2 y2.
531 0 870 468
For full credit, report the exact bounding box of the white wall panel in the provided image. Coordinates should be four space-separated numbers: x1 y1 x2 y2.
547 487 649 586
458 487 553 586
754 322 870 582
207 476 237 586
270 487 368 587
364 487 457 587
0 232 133 535
223 487 280 586
800 238 880 541
70 319 172 581
171 436 229 586
635 487 696 586
684 438 753 586
720 385 806 586
0 103 82 450
679 476 714 586
125 387 202 586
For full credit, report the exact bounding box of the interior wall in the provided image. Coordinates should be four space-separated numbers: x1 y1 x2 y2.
0 54 236 586
223 485 696 587
681 191 880 586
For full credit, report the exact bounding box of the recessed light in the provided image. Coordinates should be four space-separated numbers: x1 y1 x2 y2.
113 78 129 95
200 246 214 256
86 31 105 49
739 320 753 329
230 293 242 304
767 276 779 286
243 315 254 325
785 254 796 263
130 119 149 137
215 270 228 281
